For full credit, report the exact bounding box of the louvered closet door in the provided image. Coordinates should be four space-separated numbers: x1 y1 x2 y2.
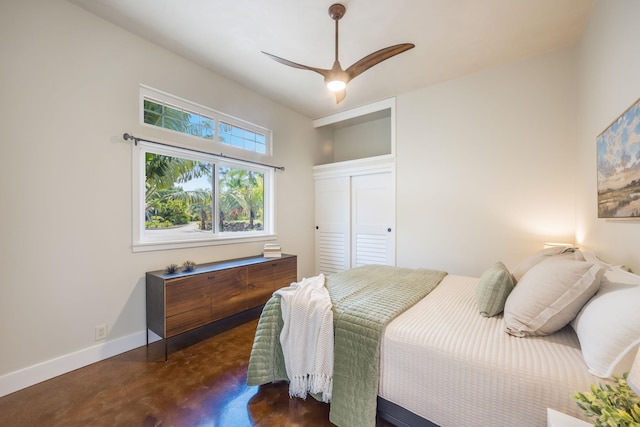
351 172 395 267
315 176 350 275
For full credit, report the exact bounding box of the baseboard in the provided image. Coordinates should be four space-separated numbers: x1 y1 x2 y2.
0 330 156 397
0 310 257 398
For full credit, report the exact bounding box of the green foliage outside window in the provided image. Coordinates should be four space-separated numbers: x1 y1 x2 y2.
143 98 214 139
145 153 213 230
144 152 265 233
218 167 264 231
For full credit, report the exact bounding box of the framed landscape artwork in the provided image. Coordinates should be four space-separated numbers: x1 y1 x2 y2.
597 97 640 219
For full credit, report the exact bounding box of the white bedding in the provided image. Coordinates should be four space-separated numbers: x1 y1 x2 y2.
379 274 605 427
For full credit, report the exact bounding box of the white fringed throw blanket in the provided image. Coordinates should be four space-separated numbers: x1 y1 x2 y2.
274 274 334 402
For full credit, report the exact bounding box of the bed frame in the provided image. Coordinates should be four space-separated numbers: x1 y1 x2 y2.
377 397 438 427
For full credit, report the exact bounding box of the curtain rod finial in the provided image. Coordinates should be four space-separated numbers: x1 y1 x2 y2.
123 133 138 145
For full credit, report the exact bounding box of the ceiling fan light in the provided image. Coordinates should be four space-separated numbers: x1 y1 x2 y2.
326 79 347 91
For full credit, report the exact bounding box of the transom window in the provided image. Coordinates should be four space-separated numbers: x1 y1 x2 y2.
144 98 215 140
218 122 266 154
140 86 271 155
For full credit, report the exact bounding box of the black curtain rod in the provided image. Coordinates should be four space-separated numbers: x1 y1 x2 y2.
122 133 285 171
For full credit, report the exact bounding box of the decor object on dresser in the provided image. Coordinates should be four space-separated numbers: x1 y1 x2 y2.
165 263 179 274
146 254 296 359
596 96 640 219
263 243 282 258
182 260 196 272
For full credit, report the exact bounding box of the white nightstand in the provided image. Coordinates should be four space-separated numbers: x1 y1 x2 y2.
547 408 592 427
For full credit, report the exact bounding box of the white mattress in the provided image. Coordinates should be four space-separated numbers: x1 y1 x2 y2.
379 274 604 427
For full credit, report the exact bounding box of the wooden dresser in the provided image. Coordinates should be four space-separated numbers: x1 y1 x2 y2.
146 254 297 358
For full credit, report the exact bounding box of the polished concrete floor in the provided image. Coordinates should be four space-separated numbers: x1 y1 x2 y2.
0 316 396 426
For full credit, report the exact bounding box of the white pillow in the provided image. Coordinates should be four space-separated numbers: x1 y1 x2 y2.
571 266 640 378
504 259 603 337
511 247 580 282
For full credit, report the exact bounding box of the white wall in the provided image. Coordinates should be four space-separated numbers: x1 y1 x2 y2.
0 0 316 394
575 0 640 273
333 117 391 162
396 48 578 276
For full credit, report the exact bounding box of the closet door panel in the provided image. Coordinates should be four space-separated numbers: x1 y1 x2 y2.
315 176 351 275
351 172 395 267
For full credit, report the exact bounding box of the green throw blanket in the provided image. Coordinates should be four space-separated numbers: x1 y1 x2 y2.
247 264 447 427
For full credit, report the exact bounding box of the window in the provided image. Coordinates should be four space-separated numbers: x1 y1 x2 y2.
140 86 270 155
133 142 274 251
144 152 214 237
218 166 266 232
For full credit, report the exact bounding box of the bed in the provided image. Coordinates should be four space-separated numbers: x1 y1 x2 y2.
247 248 640 427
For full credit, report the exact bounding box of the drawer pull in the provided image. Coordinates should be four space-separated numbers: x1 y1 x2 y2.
208 275 215 280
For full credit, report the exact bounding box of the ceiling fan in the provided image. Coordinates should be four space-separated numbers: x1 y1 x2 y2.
262 3 415 104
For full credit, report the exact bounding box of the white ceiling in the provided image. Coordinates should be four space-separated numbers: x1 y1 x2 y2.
69 0 593 119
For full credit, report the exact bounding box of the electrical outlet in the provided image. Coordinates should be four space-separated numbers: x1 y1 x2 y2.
95 324 107 341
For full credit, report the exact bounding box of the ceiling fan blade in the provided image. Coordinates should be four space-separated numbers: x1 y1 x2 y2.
262 51 330 79
345 43 415 80
334 89 346 104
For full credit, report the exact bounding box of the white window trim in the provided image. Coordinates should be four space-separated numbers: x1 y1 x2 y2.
131 140 276 253
139 85 273 156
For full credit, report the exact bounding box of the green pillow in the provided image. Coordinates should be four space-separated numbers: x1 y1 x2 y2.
476 262 515 317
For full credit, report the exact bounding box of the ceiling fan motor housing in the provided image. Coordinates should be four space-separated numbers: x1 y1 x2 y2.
329 4 346 20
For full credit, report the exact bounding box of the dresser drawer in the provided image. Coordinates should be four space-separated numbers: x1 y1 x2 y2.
166 275 211 317
166 305 212 337
272 256 297 288
210 267 247 321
